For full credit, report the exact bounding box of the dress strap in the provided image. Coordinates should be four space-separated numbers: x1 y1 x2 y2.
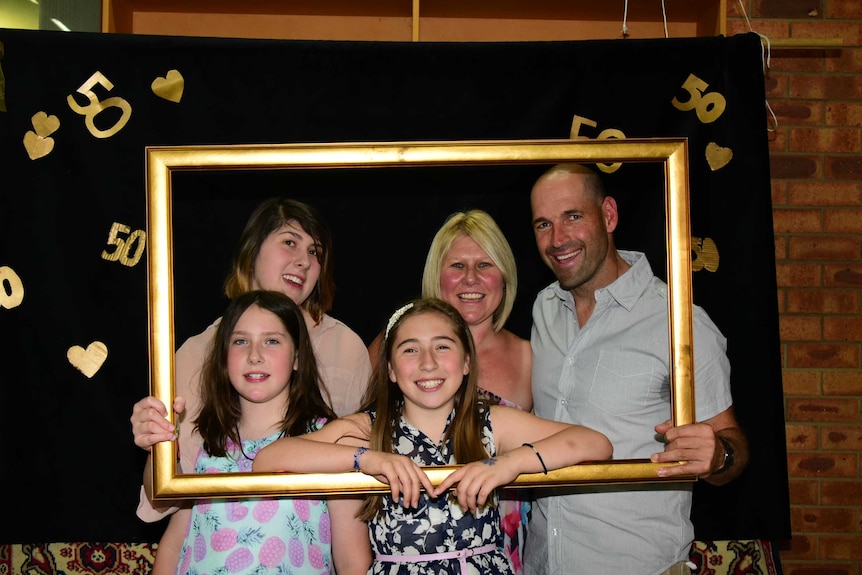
376 543 498 573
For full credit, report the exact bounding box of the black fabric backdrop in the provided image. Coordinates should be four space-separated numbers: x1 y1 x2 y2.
0 29 789 544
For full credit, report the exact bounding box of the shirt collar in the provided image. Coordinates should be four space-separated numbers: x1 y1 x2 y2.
549 250 654 312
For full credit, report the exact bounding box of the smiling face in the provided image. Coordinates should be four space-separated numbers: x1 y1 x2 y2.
531 171 619 294
438 234 505 329
387 312 470 418
227 304 298 407
251 220 321 306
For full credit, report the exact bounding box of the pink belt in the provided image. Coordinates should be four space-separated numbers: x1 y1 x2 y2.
376 543 498 573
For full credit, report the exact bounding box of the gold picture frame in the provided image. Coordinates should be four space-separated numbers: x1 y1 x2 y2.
147 137 695 500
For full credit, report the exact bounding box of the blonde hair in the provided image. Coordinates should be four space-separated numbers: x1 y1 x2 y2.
421 210 517 332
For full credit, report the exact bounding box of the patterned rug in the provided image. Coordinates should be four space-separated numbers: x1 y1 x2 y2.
1 540 779 575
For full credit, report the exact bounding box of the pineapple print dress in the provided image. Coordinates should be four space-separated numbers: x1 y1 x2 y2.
175 432 331 575
368 406 514 575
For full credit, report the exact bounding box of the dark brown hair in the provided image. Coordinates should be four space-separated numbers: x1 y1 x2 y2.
195 290 336 457
223 198 335 324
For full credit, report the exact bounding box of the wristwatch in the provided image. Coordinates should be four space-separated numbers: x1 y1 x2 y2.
712 436 734 475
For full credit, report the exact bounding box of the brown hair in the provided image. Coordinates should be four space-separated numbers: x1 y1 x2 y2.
223 198 335 324
533 163 607 201
195 290 336 457
358 298 490 520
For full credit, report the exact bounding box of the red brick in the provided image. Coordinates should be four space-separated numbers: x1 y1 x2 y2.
765 73 789 98
776 262 822 286
826 2 862 18
769 128 789 152
788 181 862 206
725 20 748 35
828 155 862 179
773 180 788 205
786 397 861 421
825 264 862 286
753 0 822 19
774 207 823 232
771 155 821 178
792 506 858 532
788 478 820 505
821 535 862 560
729 17 790 40
827 48 862 74
787 451 859 477
786 289 859 313
824 370 862 394
783 369 823 394
790 127 862 152
822 479 862 506
781 315 823 340
776 236 789 260
779 534 816 560
827 102 862 127
824 208 862 232
793 21 862 44
787 423 821 449
772 51 829 73
822 425 862 449
824 317 862 340
787 343 860 367
790 74 862 99
778 287 788 314
773 101 824 125
788 236 861 260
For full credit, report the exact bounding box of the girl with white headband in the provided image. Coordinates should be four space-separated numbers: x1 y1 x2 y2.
253 298 612 575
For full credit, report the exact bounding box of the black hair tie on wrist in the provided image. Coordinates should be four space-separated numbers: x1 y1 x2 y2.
523 442 548 475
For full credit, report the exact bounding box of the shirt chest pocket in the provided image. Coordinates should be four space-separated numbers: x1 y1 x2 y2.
588 350 658 415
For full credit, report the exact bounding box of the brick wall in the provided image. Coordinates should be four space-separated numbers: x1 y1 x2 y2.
728 2 862 574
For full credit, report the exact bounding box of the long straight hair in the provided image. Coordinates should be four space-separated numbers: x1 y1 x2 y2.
358 298 489 520
195 290 336 457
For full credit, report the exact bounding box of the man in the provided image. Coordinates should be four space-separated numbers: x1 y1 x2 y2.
524 164 749 575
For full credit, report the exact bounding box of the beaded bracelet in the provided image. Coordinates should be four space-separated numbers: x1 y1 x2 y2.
523 442 548 475
353 447 369 472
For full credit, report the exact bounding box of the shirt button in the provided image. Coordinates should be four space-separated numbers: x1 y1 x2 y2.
560 399 567 405
567 358 574 365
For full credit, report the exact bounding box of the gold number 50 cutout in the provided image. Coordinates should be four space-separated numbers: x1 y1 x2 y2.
671 74 726 124
102 222 147 267
67 71 133 139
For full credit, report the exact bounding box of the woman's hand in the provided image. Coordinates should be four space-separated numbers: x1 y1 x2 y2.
130 395 185 451
433 456 519 514
356 450 436 509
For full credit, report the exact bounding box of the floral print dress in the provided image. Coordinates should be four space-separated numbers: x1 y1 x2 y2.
368 407 514 575
477 388 531 575
175 432 331 575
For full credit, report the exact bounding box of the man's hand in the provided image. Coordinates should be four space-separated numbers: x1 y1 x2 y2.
651 408 748 485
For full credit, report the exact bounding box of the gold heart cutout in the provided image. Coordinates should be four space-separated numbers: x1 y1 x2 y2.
151 69 184 103
67 341 108 379
705 142 733 171
692 236 720 272
23 130 55 160
31 111 60 138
